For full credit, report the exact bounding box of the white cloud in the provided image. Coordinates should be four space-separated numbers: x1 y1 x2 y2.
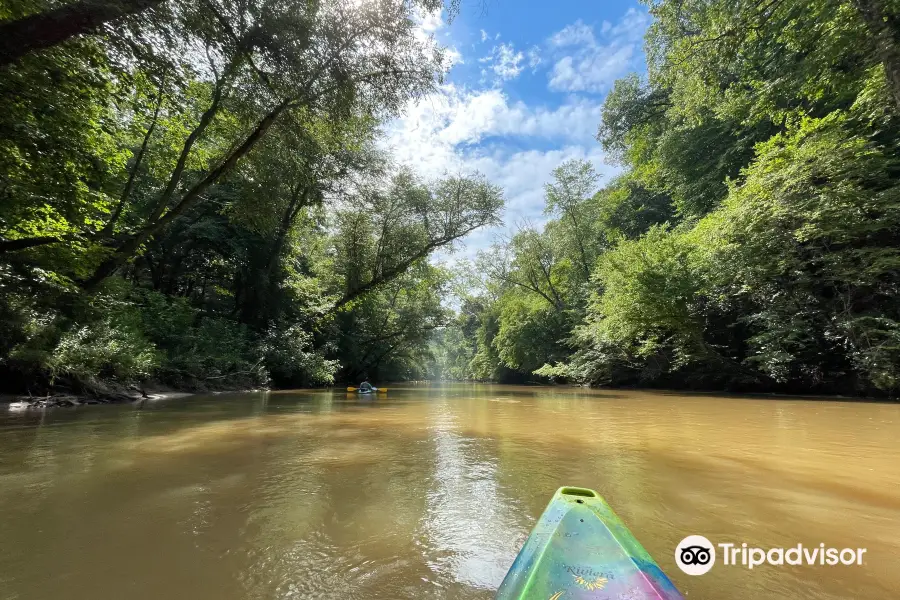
417 7 444 33
527 46 541 71
444 46 464 68
384 85 603 161
547 8 651 93
376 11 638 258
479 42 525 84
549 46 635 93
467 145 614 222
610 7 652 39
550 20 596 48
381 86 618 256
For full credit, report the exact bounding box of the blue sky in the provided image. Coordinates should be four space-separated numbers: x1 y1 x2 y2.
383 0 651 259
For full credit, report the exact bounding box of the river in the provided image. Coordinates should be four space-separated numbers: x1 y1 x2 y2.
0 385 897 599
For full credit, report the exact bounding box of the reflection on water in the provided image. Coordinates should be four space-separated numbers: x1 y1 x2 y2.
419 401 523 591
0 385 899 600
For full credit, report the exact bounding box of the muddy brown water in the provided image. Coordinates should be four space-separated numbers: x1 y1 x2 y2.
0 385 898 599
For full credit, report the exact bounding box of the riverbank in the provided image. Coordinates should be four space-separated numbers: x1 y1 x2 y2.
0 378 265 410
1 381 195 410
2 391 197 411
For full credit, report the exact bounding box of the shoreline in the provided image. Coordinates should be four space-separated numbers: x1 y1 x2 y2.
2 387 197 411
1 371 273 411
5 380 893 412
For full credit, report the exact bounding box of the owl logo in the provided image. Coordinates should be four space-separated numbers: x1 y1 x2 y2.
675 535 716 575
680 545 712 566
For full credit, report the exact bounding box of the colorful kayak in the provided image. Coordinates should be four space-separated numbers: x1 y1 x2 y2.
496 487 684 600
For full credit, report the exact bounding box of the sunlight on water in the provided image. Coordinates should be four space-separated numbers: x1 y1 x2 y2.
0 385 898 599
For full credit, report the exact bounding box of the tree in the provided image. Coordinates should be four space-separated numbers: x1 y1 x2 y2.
492 293 569 374
479 229 566 312
543 159 601 282
81 0 449 288
0 0 493 397
332 262 449 381
700 114 900 390
442 0 900 394
330 170 504 312
0 0 166 67
227 111 385 326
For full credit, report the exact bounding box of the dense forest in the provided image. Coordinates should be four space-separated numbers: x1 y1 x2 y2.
0 0 504 397
432 0 900 396
2 0 899 400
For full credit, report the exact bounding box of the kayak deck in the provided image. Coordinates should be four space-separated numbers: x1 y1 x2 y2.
495 487 684 600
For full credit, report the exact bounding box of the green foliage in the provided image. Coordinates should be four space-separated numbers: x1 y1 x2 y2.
5 0 900 397
0 0 505 397
332 169 503 311
569 111 900 393
593 176 674 240
590 226 706 365
262 325 339 387
9 292 159 385
439 0 900 396
469 305 507 382
0 41 125 269
702 113 900 389
43 318 158 383
493 295 569 373
330 261 450 381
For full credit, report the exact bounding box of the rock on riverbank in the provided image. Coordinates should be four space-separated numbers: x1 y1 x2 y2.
3 384 194 411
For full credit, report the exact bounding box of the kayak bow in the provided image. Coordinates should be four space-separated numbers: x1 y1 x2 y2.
496 487 684 600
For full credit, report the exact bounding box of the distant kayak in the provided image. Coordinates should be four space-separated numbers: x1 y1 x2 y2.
496 487 684 600
345 386 388 394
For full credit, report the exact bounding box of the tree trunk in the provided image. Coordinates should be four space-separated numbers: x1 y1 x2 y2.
565 208 592 283
238 184 309 326
147 56 241 224
266 185 308 286
0 0 165 67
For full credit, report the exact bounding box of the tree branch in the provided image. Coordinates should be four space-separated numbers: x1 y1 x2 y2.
101 72 167 237
328 224 484 315
0 236 63 254
83 97 293 289
0 0 166 67
147 54 241 223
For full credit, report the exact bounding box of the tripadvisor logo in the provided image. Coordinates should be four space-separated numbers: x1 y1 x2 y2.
675 535 867 575
675 535 716 575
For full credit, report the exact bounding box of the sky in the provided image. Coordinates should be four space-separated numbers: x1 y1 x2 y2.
382 0 652 262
